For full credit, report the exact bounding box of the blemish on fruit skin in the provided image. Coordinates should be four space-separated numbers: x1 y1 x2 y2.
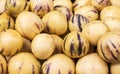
77 14 82 31
24 1 27 9
58 69 61 74
0 49 4 54
45 63 51 74
90 10 98 14
100 44 109 61
70 42 74 56
18 63 23 74
47 4 50 12
8 16 11 29
0 63 4 74
32 64 35 74
68 70 72 74
106 42 117 60
77 33 82 55
73 4 78 9
35 23 40 30
34 5 42 12
66 8 71 21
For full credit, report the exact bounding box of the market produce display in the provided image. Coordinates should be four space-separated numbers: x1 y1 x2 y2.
0 0 120 74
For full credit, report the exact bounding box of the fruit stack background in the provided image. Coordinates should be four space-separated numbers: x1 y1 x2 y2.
0 0 120 74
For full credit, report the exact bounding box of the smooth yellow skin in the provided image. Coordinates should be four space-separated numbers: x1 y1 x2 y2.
5 0 29 17
15 11 44 40
42 11 67 35
91 0 109 11
51 35 63 54
30 0 54 18
0 0 6 14
73 0 91 11
0 54 7 74
62 31 89 58
82 20 109 46
76 53 108 74
97 32 120 63
42 54 75 74
100 5 120 21
54 0 72 10
74 6 98 22
31 33 55 60
8 52 41 74
0 29 23 56
104 18 120 32
111 61 120 74
0 12 14 32
110 0 120 7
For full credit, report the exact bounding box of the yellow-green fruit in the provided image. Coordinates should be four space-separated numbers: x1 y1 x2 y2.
0 0 6 14
0 12 14 32
82 20 109 46
54 0 72 10
110 0 120 7
54 5 73 21
97 32 120 63
76 53 108 74
30 0 54 18
15 11 44 40
0 29 23 56
31 33 55 60
69 14 89 32
91 0 109 11
104 18 120 32
42 54 75 74
5 0 29 17
8 52 41 74
42 11 67 35
74 6 98 22
111 61 120 74
73 0 91 11
100 5 120 21
0 54 7 74
62 31 89 58
51 35 63 54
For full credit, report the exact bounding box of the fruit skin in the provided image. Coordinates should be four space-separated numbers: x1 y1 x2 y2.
82 20 109 46
0 0 6 14
69 14 89 32
0 29 23 56
42 54 75 74
30 0 54 18
31 33 55 60
100 5 120 21
42 11 67 35
76 53 108 74
0 54 7 74
111 61 120 74
97 32 120 63
62 31 89 58
74 6 98 22
5 0 29 17
15 11 44 40
0 12 14 32
8 52 41 74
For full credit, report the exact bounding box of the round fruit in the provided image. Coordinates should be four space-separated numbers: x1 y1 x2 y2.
82 20 109 46
30 0 54 18
100 5 120 21
5 0 29 17
97 32 120 63
74 6 98 21
62 31 89 58
0 29 23 56
0 12 14 32
31 33 55 60
15 11 44 40
76 53 108 74
42 54 75 74
42 11 67 35
8 52 41 74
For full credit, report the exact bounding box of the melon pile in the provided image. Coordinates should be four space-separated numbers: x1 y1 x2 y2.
0 0 120 74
